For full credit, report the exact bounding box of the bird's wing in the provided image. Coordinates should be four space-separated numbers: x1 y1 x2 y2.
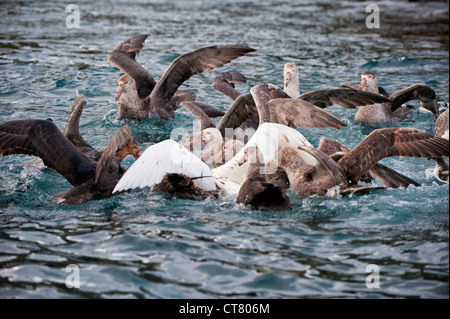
212 71 247 101
0 119 96 186
107 34 157 99
340 83 359 91
317 137 420 188
378 86 390 97
434 109 449 138
389 83 438 114
249 84 291 124
216 93 258 136
193 102 225 118
368 163 420 188
338 127 449 183
268 98 346 129
113 139 216 193
339 185 386 196
149 45 255 110
299 89 391 108
94 125 135 184
64 94 96 153
169 90 197 107
212 122 313 196
180 101 217 131
317 137 351 155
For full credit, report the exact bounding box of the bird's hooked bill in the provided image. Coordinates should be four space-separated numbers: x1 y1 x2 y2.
359 78 367 90
115 84 124 101
134 150 142 160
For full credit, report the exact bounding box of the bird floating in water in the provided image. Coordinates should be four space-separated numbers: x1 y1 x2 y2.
108 34 255 119
211 122 448 197
0 95 142 205
112 139 218 200
236 146 292 211
282 62 393 109
340 71 438 125
432 107 449 182
268 127 449 196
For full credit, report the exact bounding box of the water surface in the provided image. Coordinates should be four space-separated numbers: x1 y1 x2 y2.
0 0 448 298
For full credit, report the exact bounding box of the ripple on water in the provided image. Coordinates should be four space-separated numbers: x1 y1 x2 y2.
0 0 448 299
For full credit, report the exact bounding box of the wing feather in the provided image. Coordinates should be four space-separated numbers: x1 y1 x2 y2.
149 45 255 110
216 93 258 136
299 89 391 108
0 119 96 186
64 94 97 155
180 101 216 131
107 34 157 99
212 71 247 101
268 98 346 129
339 127 449 183
113 139 216 193
389 83 438 114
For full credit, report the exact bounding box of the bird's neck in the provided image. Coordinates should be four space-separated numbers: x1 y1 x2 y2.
284 77 300 98
202 137 224 165
363 83 379 94
119 92 149 118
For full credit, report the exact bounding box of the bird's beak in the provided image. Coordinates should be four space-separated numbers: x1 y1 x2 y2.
359 78 367 91
134 149 142 160
184 132 203 153
284 72 291 87
421 100 439 116
297 146 348 187
115 84 124 101
190 132 203 146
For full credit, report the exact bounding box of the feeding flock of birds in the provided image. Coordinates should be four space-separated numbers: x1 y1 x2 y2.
0 35 448 211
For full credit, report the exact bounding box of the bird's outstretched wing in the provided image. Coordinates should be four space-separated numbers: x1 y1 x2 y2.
389 83 438 114
251 84 346 129
339 127 449 183
212 71 247 101
107 34 157 99
94 125 137 185
0 119 97 186
113 139 216 194
180 101 217 131
216 93 258 136
268 98 346 129
299 88 391 108
149 45 255 112
64 94 97 156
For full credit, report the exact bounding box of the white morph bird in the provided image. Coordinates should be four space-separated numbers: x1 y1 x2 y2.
113 139 217 199
212 122 314 196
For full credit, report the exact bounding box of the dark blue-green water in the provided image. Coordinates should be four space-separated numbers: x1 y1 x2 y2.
0 0 448 299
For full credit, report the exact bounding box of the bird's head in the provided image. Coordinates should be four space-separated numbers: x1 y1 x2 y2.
283 62 299 88
119 138 142 161
359 71 378 92
269 146 348 196
115 74 136 101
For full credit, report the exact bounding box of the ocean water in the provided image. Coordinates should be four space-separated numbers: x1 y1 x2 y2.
0 0 448 299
